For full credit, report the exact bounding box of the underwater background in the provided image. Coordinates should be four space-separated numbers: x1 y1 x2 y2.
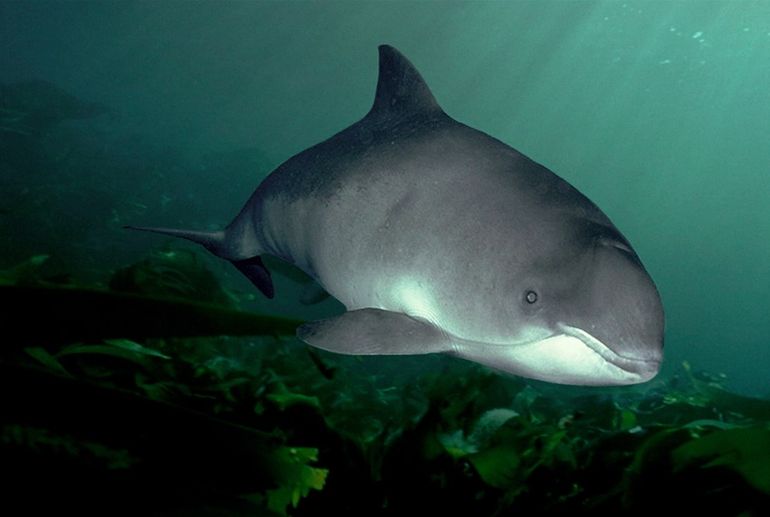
1 1 769 515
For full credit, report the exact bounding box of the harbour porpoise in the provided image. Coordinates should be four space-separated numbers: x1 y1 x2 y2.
128 45 664 386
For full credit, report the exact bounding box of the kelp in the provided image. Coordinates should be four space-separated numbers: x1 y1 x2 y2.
0 284 302 346
109 248 239 307
673 428 770 494
0 252 302 346
1 253 769 515
0 361 326 516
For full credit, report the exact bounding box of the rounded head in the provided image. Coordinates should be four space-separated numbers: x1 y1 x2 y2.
455 220 664 386
526 222 662 385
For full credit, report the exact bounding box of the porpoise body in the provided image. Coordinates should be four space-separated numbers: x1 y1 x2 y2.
129 45 664 386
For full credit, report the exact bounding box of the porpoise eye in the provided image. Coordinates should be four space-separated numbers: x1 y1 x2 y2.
525 290 538 304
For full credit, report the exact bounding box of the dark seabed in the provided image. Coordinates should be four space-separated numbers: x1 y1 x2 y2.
1 1 768 515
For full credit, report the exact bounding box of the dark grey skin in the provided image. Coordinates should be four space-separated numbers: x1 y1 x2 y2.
129 45 664 386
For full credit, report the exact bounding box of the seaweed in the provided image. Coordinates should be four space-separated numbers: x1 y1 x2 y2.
109 248 239 307
673 428 770 494
0 284 301 346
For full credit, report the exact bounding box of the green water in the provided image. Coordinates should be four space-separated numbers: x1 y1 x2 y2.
1 1 769 514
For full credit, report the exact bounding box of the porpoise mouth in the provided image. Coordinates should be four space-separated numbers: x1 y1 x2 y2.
557 324 661 381
448 323 661 386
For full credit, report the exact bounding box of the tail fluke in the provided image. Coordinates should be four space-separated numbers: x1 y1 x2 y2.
124 226 225 255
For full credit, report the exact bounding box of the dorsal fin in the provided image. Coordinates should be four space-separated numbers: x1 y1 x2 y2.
368 45 443 119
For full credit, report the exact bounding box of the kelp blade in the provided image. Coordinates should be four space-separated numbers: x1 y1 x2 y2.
0 284 303 345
